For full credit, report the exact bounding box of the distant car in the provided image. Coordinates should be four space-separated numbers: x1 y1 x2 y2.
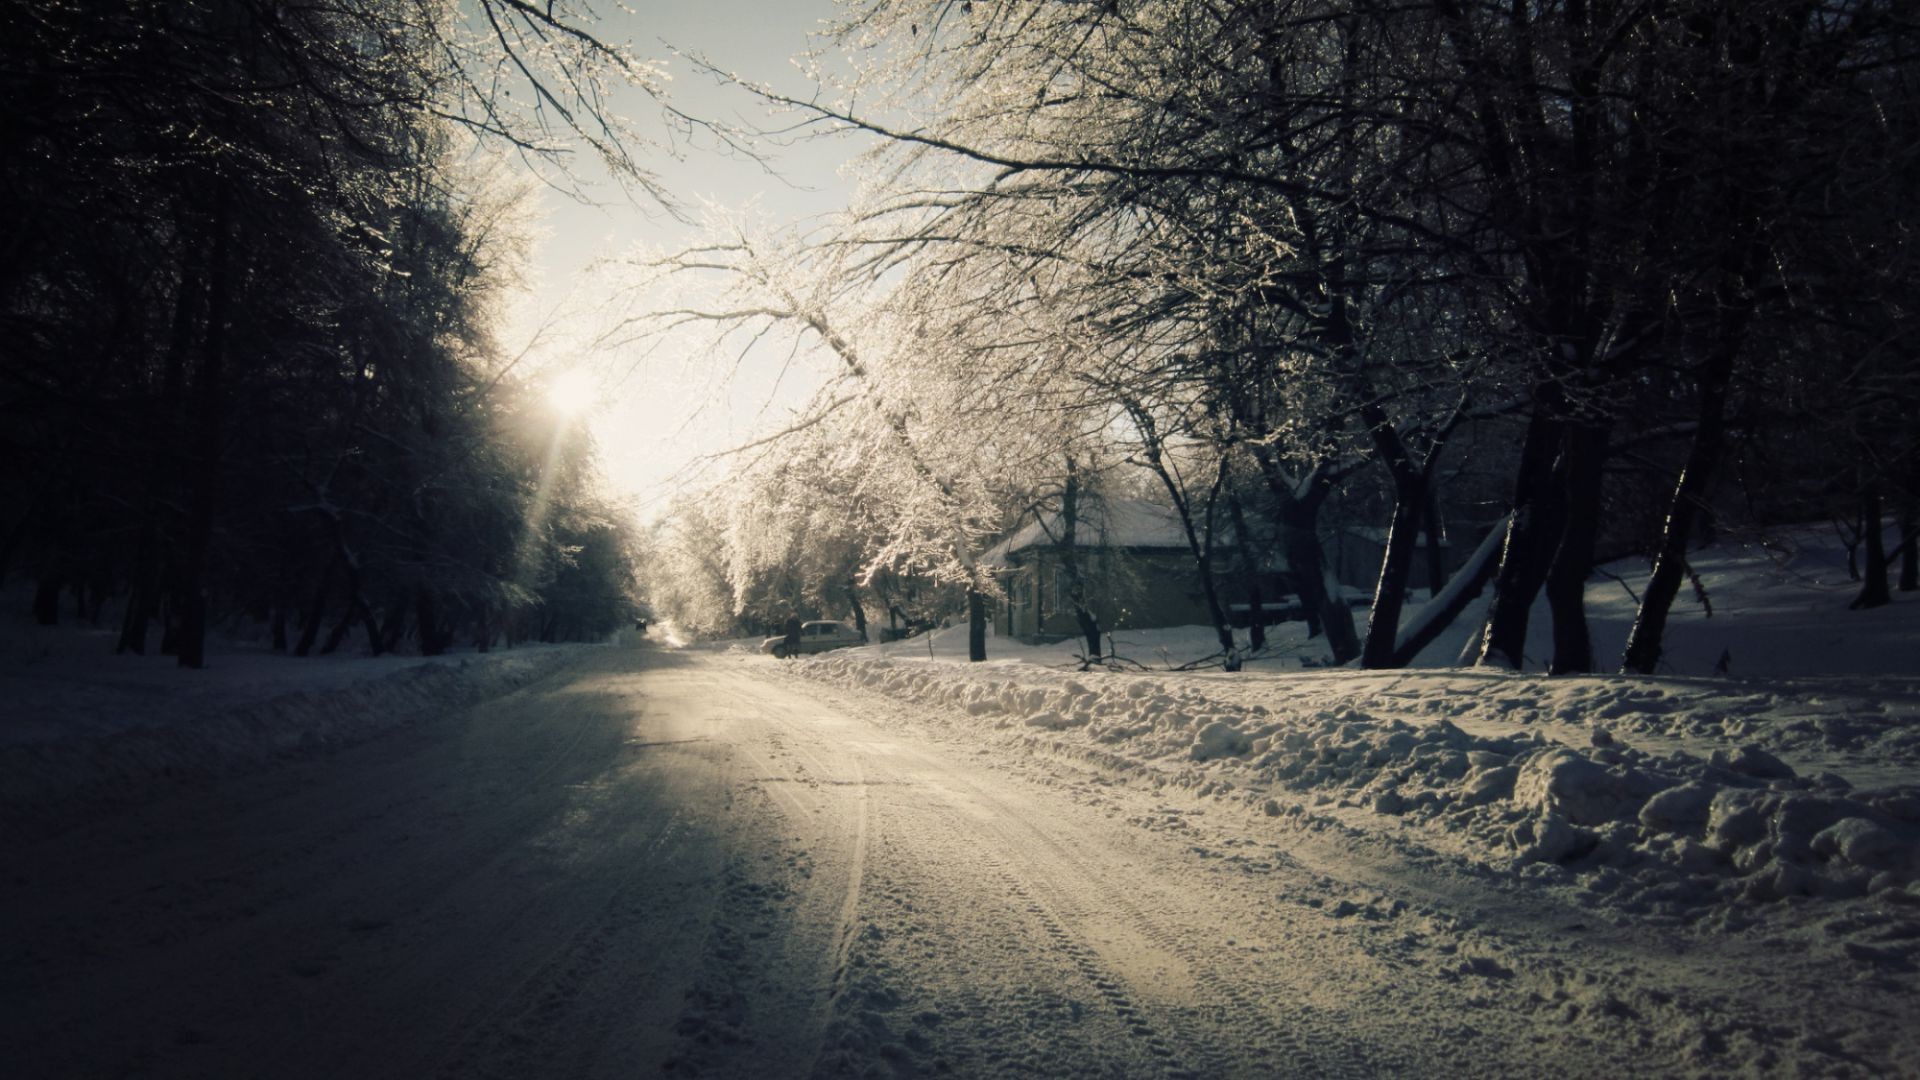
762 620 865 658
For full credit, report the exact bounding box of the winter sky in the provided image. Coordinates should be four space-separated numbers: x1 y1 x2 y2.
511 0 857 513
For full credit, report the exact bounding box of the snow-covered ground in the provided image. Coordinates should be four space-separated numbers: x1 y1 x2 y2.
0 615 603 820
6 529 1917 1075
767 529 1920 998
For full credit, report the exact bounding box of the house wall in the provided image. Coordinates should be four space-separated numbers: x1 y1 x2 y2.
994 523 1503 644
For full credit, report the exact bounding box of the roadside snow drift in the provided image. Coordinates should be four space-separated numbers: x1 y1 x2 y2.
794 654 1920 923
0 646 583 821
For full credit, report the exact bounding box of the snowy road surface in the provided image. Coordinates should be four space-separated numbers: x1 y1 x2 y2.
4 642 1908 1077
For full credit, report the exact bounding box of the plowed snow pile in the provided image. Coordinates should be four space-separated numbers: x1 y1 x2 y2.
799 656 1920 920
788 528 1920 948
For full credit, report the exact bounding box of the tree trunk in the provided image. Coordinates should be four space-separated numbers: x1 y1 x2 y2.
320 608 355 654
967 586 987 662
845 577 868 642
176 199 233 670
119 229 200 656
321 560 366 655
1623 346 1736 674
1245 447 1353 661
360 599 386 656
1227 491 1265 652
416 590 443 656
32 575 60 626
1057 458 1103 662
159 595 179 655
1179 472 1240 665
293 556 337 658
270 601 288 652
380 602 407 654
1477 407 1567 669
1279 493 1357 665
1362 488 1424 668
1900 499 1918 593
1544 422 1607 674
1360 402 1430 668
1423 483 1448 599
1851 489 1891 610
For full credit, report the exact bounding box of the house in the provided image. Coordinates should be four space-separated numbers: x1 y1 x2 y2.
982 498 1287 642
982 499 1485 644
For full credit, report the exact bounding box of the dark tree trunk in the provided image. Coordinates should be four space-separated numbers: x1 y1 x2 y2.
845 577 868 642
321 560 368 655
270 601 288 652
119 230 200 656
1900 500 1918 593
380 602 407 654
1226 491 1265 652
1852 490 1891 610
1478 407 1567 669
293 556 337 657
967 586 987 662
1246 442 1358 664
416 589 444 656
1362 491 1424 668
1423 484 1448 599
1278 490 1357 665
1544 423 1607 674
1172 465 1239 666
1057 459 1103 662
1359 401 1433 669
176 200 233 670
360 600 386 656
84 573 110 624
159 597 179 655
320 609 354 654
1623 346 1737 674
32 575 60 626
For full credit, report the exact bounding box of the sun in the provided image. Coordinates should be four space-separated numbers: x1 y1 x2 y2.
545 369 597 417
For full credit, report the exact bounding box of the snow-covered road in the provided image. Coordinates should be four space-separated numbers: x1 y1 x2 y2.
4 642 1909 1076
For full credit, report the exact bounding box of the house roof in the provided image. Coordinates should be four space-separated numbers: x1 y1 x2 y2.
982 498 1195 568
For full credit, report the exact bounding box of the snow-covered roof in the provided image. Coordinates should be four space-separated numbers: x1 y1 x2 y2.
982 498 1194 567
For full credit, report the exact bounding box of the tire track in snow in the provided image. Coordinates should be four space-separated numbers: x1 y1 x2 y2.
711 678 875 1076
905 747 1376 1079
747 662 1381 1077
981 854 1193 1077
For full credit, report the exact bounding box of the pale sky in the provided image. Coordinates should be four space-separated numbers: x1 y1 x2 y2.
511 0 862 513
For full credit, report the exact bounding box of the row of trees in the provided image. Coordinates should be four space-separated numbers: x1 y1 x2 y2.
637 0 1917 674
1 0 652 663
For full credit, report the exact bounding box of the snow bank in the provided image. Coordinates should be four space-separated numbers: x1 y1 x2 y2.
0 645 583 822
794 652 1920 920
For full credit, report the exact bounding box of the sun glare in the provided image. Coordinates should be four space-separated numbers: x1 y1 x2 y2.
546 369 597 417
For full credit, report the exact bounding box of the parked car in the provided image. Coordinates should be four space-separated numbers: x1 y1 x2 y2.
762 620 865 658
